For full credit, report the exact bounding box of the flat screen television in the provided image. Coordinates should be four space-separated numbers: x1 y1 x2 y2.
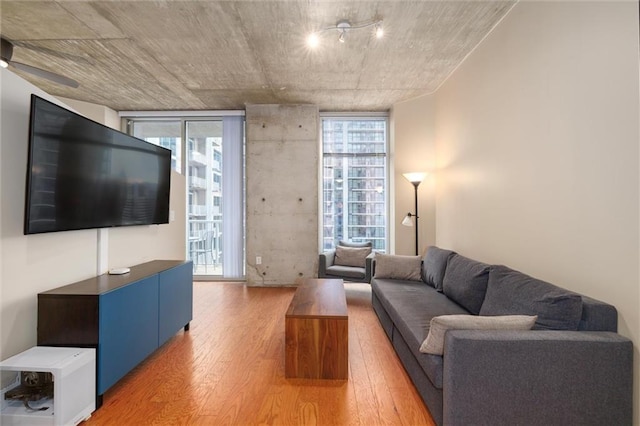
24 94 172 235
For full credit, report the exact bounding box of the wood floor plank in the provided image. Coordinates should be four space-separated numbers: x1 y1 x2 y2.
84 282 435 425
255 384 302 425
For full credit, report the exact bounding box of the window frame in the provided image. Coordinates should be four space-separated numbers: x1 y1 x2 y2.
318 112 390 253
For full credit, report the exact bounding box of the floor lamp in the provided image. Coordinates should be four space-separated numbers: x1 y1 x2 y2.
401 172 427 255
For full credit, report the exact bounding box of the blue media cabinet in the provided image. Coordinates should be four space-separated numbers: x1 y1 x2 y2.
37 260 193 405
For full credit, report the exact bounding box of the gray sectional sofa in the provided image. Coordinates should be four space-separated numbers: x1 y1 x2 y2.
371 247 633 426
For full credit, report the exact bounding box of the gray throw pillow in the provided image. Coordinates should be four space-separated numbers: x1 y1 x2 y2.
479 265 583 330
374 253 422 281
334 246 371 267
422 246 456 291
442 254 490 315
419 314 538 355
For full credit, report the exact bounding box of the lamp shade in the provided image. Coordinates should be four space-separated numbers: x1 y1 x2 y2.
403 172 427 184
401 214 413 226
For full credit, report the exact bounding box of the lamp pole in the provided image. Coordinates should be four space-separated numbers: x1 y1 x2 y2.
402 172 427 256
412 181 419 256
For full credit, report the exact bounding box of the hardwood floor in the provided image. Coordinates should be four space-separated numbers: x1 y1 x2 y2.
85 282 435 425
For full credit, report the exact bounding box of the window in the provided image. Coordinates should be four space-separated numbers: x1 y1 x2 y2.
130 121 182 173
321 116 388 252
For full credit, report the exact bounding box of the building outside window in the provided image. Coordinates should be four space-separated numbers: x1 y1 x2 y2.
321 116 388 252
127 121 182 173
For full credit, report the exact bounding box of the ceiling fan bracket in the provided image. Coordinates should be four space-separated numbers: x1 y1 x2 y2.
0 37 79 87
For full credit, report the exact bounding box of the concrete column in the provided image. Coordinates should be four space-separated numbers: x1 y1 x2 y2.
245 104 319 286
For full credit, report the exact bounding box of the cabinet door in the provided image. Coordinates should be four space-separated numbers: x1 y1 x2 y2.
158 262 193 345
98 276 159 394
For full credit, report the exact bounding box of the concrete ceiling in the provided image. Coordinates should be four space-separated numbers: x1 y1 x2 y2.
1 1 515 112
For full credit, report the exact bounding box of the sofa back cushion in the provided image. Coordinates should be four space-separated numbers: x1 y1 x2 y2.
422 246 456 291
442 254 490 314
578 295 618 332
334 245 371 267
479 265 583 330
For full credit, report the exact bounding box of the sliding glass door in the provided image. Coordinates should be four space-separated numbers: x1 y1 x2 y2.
186 121 223 276
127 116 245 279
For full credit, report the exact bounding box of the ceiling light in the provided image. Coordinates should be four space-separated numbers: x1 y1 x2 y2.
308 17 383 47
307 33 319 48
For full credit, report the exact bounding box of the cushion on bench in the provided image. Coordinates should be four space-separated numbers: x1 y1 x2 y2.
326 265 365 279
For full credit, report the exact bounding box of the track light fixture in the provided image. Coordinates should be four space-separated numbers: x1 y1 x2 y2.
337 20 350 43
307 17 384 48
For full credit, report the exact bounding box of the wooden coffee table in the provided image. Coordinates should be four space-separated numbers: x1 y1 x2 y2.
285 278 348 380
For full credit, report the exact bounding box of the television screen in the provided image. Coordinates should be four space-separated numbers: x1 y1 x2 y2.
24 95 171 234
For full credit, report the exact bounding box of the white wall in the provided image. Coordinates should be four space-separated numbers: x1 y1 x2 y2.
57 96 119 128
0 69 97 360
434 1 640 422
0 69 186 361
391 95 437 255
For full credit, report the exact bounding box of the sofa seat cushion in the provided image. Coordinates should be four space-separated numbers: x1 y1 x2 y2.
480 265 583 330
371 278 469 389
326 265 365 279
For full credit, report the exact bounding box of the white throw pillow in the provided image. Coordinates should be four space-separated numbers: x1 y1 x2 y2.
374 253 422 281
419 314 538 355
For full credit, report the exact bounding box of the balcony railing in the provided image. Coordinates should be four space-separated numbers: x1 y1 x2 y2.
189 176 207 189
188 218 222 276
189 150 207 165
189 205 207 216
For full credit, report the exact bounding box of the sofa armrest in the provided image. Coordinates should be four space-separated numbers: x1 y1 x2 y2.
442 330 633 426
364 251 375 283
318 250 336 278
